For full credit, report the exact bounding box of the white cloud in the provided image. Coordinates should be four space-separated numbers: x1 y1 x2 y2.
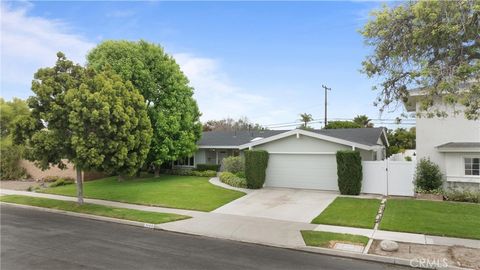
1 3 95 98
174 53 289 124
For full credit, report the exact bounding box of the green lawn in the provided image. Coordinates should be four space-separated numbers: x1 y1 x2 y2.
311 197 381 228
301 230 369 248
0 195 189 224
380 199 480 240
40 175 245 212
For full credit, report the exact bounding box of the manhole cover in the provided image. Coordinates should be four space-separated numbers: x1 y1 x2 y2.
333 243 364 253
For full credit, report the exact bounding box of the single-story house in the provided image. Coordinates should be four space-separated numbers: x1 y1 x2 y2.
175 128 389 191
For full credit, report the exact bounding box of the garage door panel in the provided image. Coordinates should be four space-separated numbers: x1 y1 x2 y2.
265 154 338 191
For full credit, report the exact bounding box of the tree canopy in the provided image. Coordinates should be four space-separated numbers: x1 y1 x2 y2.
324 121 361 129
15 52 152 203
386 127 416 157
353 115 374 128
0 98 30 140
203 117 265 132
361 0 479 119
87 40 202 174
299 113 314 130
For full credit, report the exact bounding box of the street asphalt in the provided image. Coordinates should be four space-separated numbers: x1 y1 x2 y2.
0 204 411 270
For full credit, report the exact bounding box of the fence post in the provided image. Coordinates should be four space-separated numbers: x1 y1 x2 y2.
385 159 389 196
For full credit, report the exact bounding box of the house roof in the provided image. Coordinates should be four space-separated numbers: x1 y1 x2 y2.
436 142 480 152
199 127 387 149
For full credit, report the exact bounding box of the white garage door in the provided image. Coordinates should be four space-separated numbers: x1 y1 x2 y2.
265 153 339 191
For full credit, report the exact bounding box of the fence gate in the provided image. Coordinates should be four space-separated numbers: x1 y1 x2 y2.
362 160 415 196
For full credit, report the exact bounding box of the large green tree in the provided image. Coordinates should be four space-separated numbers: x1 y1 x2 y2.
361 0 479 119
15 53 152 203
87 40 202 176
0 98 30 140
386 127 416 157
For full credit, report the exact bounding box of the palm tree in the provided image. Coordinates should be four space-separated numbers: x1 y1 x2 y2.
299 113 313 129
353 115 373 128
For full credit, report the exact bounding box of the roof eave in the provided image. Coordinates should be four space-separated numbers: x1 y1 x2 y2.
239 129 376 151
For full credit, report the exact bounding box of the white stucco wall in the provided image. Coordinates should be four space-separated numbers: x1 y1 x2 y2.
444 152 480 183
415 100 480 174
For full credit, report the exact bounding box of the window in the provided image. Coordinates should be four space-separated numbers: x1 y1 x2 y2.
464 157 479 176
173 155 195 167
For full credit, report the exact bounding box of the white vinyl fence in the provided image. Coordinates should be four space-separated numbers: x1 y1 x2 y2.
362 160 415 196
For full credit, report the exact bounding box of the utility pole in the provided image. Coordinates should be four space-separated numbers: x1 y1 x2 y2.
322 84 331 127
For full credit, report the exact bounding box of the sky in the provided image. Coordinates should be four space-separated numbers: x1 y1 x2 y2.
1 1 413 129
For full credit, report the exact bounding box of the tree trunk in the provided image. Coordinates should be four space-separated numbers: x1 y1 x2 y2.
76 167 84 205
154 166 160 177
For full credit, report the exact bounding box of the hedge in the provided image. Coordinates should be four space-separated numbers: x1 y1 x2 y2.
244 150 269 189
222 156 244 174
196 163 221 172
336 150 362 195
165 169 217 177
219 172 247 188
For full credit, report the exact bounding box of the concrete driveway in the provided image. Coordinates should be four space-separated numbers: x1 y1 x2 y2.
213 187 338 223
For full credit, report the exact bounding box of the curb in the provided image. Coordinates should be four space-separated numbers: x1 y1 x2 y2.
1 202 473 270
0 202 158 229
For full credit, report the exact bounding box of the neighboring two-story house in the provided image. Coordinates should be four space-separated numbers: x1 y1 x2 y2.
405 89 480 191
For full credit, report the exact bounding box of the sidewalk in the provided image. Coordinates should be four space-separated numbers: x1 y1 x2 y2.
1 188 479 250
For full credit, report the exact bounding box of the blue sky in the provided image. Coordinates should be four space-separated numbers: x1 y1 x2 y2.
1 1 412 128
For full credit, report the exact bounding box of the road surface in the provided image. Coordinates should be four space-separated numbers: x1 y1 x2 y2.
1 204 410 270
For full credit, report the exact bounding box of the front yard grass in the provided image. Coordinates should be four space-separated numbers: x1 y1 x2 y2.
311 197 381 228
40 175 245 212
0 195 189 224
380 198 480 240
301 230 369 248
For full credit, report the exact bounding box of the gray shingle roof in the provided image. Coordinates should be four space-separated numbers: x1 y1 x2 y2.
437 142 480 149
199 128 386 147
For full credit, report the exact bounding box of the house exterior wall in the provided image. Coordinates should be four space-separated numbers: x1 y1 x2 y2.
412 98 480 189
253 134 350 153
415 100 480 173
194 149 206 165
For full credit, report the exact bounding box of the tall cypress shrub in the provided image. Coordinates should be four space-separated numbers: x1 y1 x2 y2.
244 150 269 189
336 150 363 195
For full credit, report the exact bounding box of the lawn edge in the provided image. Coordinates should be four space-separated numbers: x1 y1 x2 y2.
38 177 246 212
0 201 190 226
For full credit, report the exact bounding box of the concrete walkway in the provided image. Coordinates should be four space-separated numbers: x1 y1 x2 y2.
2 188 479 250
313 224 480 249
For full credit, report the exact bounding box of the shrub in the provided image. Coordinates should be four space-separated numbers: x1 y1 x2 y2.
166 168 217 177
196 163 221 172
42 175 61 183
414 158 443 191
222 156 244 174
244 150 269 189
191 170 217 177
219 172 247 188
404 156 412 161
336 150 362 195
444 190 479 203
235 171 246 179
49 177 74 188
0 145 28 180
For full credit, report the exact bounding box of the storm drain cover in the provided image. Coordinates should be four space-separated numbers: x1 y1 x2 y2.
333 243 364 253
